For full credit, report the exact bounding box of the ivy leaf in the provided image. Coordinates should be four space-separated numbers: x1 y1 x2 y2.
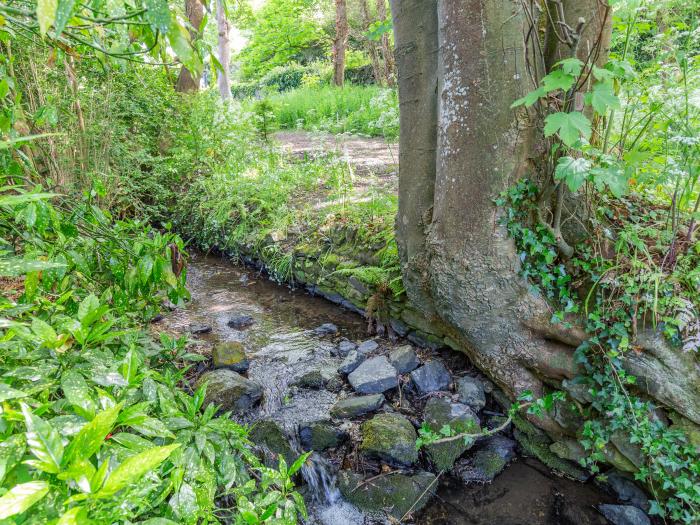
585 82 620 115
0 481 50 519
144 0 171 34
96 444 179 498
542 70 575 93
555 58 584 76
21 403 64 474
544 111 591 147
511 87 545 108
37 0 58 35
555 156 591 192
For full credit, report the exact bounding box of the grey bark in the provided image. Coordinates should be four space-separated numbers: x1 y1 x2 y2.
332 0 349 87
216 0 232 100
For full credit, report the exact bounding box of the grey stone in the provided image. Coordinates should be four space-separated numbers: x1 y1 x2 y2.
388 345 420 374
331 394 385 418
605 472 650 512
227 314 255 329
410 361 451 395
456 376 486 411
454 436 517 483
562 378 594 403
196 369 262 414
335 339 357 357
313 323 338 336
299 421 348 451
390 318 410 337
248 419 296 466
349 356 398 394
357 339 379 353
361 413 418 466
598 504 650 525
423 397 480 470
188 323 212 334
338 350 367 375
212 341 250 373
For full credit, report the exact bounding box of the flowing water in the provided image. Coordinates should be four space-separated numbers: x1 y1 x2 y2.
161 254 617 524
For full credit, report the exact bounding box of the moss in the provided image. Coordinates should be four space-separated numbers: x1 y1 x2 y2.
212 341 247 368
360 413 418 466
248 419 296 466
424 397 480 471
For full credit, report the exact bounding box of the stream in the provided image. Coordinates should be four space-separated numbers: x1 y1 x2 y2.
159 254 622 525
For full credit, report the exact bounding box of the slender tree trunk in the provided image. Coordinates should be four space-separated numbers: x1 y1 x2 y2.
216 0 232 100
360 0 383 86
332 0 348 87
176 0 204 93
376 0 394 86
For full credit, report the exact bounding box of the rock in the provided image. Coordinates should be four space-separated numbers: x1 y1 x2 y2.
338 470 437 519
605 472 650 512
357 339 379 353
338 350 367 375
227 314 255 330
331 394 385 418
423 397 480 470
335 339 356 357
212 341 250 373
562 378 594 403
550 439 587 464
610 431 644 469
188 323 212 334
348 356 398 394
388 345 420 374
598 504 650 525
410 361 451 395
313 323 338 336
293 367 340 390
248 419 296 465
454 436 516 483
361 413 418 466
196 369 262 414
456 376 486 411
390 318 410 337
299 421 348 451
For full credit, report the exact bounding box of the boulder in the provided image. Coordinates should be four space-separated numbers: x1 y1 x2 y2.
348 356 398 394
188 323 212 334
357 339 379 353
330 394 385 419
299 421 348 451
248 419 296 466
196 369 262 414
212 341 250 373
227 314 255 329
293 367 340 390
338 470 437 519
361 413 418 466
388 345 420 374
605 472 650 512
313 323 338 336
423 397 480 470
335 339 357 357
410 361 451 395
597 504 651 525
338 350 367 375
455 376 486 411
454 436 517 483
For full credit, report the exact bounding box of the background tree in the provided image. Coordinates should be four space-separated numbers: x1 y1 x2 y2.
332 0 349 86
216 0 233 100
176 0 205 92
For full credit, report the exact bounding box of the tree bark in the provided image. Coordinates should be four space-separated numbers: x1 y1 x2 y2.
376 0 394 86
332 0 348 87
360 0 383 86
216 0 232 100
175 0 204 93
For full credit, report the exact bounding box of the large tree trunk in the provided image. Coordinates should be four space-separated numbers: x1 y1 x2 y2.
332 0 348 87
360 0 383 86
215 0 232 100
376 0 394 86
175 0 204 93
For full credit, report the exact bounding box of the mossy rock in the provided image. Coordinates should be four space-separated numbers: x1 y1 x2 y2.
360 413 418 466
248 419 296 466
212 341 249 373
423 397 480 471
338 470 437 519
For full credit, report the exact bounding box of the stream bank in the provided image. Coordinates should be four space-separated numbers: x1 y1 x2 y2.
156 254 651 524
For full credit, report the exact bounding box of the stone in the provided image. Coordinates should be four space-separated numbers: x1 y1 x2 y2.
390 318 409 337
407 331 444 351
293 367 339 390
248 419 296 466
598 504 651 525
550 439 587 464
610 431 644 469
313 323 338 336
196 369 262 414
335 339 357 357
348 356 398 394
338 350 366 375
410 361 451 395
188 323 212 334
212 341 250 373
605 472 650 512
388 345 420 374
357 339 379 353
330 394 385 418
299 421 348 451
338 470 437 520
227 314 255 330
361 413 418 466
455 376 486 411
562 378 594 403
423 397 480 471
454 436 517 483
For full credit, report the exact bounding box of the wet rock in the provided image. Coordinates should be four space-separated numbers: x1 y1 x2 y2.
407 330 444 351
248 419 296 465
357 339 379 354
330 394 385 418
334 339 356 357
338 350 366 375
423 397 480 471
227 314 255 330
338 470 437 520
390 318 410 337
348 356 398 394
410 361 451 395
598 504 650 525
550 438 587 464
188 323 212 334
562 378 594 403
361 413 418 466
212 341 250 373
454 436 517 483
196 369 262 414
299 421 348 451
456 376 486 411
293 367 340 390
388 345 420 374
605 472 650 512
313 323 338 336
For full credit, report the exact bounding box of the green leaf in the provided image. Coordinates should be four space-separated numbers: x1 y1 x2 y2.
585 81 620 114
96 444 179 498
0 383 27 402
554 156 591 192
167 20 199 73
22 403 64 474
0 257 65 277
0 434 26 485
62 371 97 420
57 506 88 525
544 111 591 147
144 0 171 33
555 58 584 76
0 481 50 519
542 70 575 93
64 403 122 464
54 0 76 35
511 87 545 108
31 317 58 345
138 255 154 285
77 293 100 322
37 0 58 35
591 165 628 198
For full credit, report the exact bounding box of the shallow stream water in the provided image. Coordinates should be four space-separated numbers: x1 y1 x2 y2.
161 254 616 524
